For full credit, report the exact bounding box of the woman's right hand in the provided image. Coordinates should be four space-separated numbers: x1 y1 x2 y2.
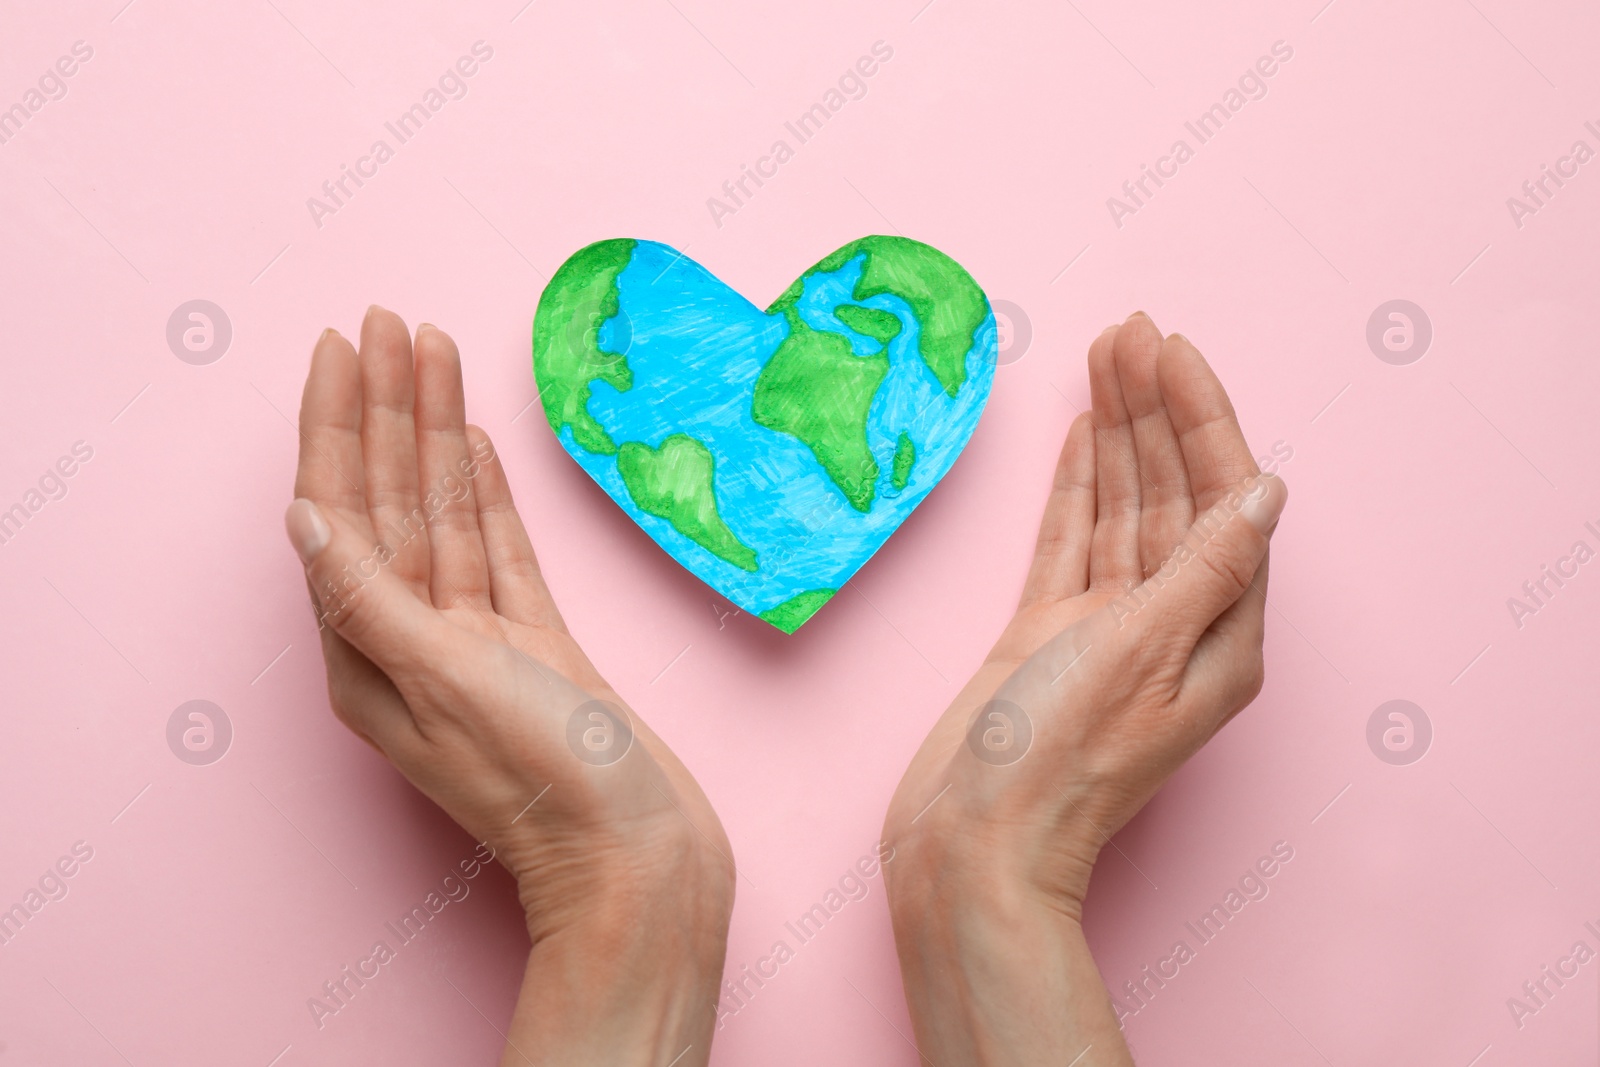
286 307 734 1067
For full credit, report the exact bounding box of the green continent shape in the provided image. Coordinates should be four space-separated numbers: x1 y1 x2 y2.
834 304 902 345
772 236 988 399
616 435 758 572
759 589 836 633
532 238 636 455
891 433 916 491
752 316 888 513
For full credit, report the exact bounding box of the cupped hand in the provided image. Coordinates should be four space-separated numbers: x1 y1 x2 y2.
286 307 732 1066
882 312 1287 1064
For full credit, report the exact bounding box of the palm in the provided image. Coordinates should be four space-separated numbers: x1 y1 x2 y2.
889 314 1270 859
293 309 727 913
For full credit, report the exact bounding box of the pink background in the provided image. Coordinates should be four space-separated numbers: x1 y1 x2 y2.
2 0 1597 1063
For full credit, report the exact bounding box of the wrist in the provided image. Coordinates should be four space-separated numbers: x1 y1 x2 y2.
499 818 734 1067
507 847 733 1067
888 873 1132 1067
887 846 1140 1067
508 809 735 937
511 923 727 1067
885 771 1102 926
885 828 1081 960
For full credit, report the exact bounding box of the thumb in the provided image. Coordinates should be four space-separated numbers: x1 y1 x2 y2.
285 498 445 674
1114 473 1287 640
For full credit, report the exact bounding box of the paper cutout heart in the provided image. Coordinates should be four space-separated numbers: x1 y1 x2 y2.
532 236 996 632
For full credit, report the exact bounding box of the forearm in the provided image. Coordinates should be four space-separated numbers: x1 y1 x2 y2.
890 874 1132 1067
502 908 729 1067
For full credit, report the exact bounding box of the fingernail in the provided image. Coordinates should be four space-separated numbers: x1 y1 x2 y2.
285 498 331 562
366 304 386 321
1240 473 1287 534
417 322 436 334
1168 331 1189 344
1129 310 1150 320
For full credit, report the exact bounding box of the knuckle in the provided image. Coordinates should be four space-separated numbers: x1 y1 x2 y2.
428 504 477 534
326 681 360 728
1199 535 1258 595
311 561 378 638
1241 656 1266 703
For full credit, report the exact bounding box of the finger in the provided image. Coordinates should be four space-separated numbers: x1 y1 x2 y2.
293 328 417 753
1159 334 1259 513
294 328 368 527
1019 411 1096 605
286 496 455 681
412 324 493 610
1088 318 1144 591
464 425 570 632
1121 473 1286 646
310 604 422 758
358 305 430 594
1184 548 1272 729
1118 326 1195 575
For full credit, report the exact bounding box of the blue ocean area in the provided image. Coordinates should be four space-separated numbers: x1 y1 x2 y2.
561 239 996 616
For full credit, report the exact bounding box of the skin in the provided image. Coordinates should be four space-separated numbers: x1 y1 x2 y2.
284 307 734 1067
881 311 1288 1065
284 306 1283 1065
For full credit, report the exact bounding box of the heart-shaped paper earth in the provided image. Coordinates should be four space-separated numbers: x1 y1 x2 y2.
532 236 996 632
